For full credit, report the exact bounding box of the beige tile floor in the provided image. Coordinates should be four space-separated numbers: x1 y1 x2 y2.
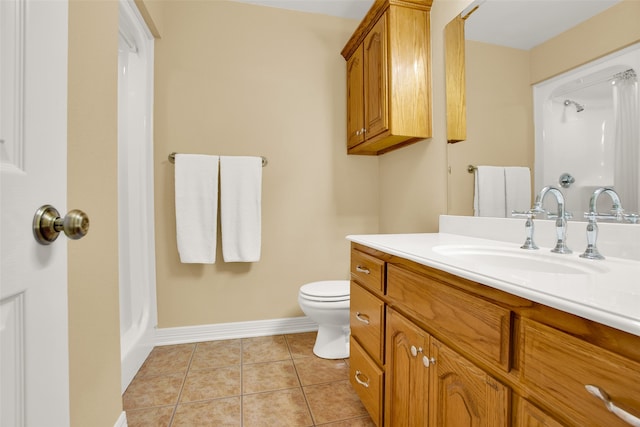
123 332 376 426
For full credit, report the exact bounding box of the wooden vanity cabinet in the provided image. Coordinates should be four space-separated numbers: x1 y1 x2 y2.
341 0 432 155
386 307 509 426
349 242 640 427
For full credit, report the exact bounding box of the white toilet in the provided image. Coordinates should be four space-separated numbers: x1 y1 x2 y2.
298 280 350 359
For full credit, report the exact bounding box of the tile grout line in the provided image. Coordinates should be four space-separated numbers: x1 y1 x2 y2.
240 337 245 427
167 343 198 427
284 334 317 426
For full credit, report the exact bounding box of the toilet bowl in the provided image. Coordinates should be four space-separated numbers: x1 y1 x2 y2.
298 280 350 359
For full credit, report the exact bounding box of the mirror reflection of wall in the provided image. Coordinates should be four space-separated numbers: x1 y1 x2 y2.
446 0 640 220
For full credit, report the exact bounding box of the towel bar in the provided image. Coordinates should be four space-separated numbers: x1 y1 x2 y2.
168 152 268 167
468 165 477 173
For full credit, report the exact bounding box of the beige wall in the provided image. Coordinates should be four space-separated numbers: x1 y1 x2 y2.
377 0 465 233
67 1 122 426
153 1 379 328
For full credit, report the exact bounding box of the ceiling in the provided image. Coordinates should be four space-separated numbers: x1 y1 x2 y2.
229 0 374 20
231 0 622 50
464 0 623 50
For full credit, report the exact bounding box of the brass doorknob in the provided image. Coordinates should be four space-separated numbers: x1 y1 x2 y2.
33 204 90 245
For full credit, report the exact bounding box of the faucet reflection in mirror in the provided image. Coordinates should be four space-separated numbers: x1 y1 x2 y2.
581 187 640 260
534 44 640 217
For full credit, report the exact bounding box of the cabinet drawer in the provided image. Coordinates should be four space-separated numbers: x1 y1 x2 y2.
351 282 385 364
521 319 640 427
387 264 511 371
351 249 385 294
349 337 384 427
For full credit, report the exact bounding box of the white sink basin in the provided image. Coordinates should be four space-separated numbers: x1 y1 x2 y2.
432 245 609 275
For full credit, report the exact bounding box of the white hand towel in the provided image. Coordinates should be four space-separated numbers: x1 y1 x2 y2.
505 166 531 216
174 154 219 263
220 156 262 262
474 166 507 217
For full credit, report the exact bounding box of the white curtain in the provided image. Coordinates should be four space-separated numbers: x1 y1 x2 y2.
613 71 639 213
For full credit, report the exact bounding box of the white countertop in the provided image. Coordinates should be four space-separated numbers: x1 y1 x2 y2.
346 232 640 337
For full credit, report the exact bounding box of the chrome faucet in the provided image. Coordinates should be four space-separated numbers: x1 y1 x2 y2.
532 186 572 254
580 187 638 260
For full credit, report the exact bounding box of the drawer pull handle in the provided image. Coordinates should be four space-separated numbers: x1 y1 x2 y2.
354 370 370 388
355 312 370 324
356 265 370 274
586 385 640 426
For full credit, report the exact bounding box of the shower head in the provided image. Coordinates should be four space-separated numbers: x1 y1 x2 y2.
564 99 584 112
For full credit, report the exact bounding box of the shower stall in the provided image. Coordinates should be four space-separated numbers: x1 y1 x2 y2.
118 0 157 392
534 43 640 217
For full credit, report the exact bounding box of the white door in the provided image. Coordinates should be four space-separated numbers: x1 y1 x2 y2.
1 0 70 425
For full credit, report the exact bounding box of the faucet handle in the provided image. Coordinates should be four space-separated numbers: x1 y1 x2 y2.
512 209 544 218
512 210 539 250
580 213 605 260
584 210 627 222
548 211 573 220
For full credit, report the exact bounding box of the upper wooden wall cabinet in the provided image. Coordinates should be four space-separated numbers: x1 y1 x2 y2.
341 0 433 155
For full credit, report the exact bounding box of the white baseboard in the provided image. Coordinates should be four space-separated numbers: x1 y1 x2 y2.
114 411 128 427
154 316 318 346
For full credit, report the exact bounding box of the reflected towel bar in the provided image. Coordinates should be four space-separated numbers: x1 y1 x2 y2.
168 152 268 167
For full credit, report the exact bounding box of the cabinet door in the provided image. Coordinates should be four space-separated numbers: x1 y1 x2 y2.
429 338 509 427
517 398 565 427
346 44 365 149
363 13 388 140
385 308 428 427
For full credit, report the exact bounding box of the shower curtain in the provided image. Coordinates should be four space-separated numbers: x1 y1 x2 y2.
613 72 639 213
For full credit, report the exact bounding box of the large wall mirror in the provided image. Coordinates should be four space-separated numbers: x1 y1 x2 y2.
446 0 640 220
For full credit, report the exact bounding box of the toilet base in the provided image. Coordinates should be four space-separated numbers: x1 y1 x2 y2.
313 325 350 359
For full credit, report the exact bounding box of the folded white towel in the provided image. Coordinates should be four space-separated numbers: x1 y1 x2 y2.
505 166 531 216
174 154 219 263
220 156 262 262
474 166 506 217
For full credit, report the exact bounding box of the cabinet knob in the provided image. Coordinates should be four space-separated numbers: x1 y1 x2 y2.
410 345 423 357
423 356 436 368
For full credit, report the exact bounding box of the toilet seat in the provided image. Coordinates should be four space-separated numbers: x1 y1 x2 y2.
299 280 350 302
